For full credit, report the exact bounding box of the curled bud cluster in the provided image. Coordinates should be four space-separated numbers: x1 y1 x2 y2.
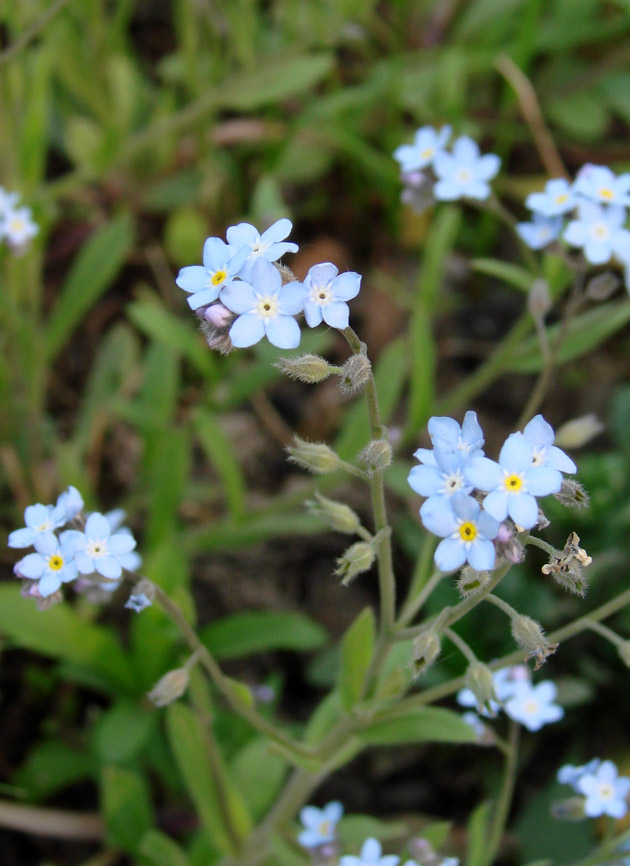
542 532 592 596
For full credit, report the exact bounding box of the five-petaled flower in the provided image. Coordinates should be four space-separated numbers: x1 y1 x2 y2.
421 493 500 572
340 838 400 866
176 237 247 311
71 513 138 580
14 532 78 597
298 801 343 848
525 178 578 217
563 201 630 265
576 760 630 818
516 214 563 250
504 680 564 731
573 164 630 207
226 218 298 280
433 136 500 202
302 262 362 330
8 503 66 549
393 125 452 173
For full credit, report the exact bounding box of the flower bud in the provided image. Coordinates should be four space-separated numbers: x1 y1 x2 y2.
334 542 375 585
617 641 630 669
511 615 559 670
287 437 342 474
148 667 190 707
551 797 588 822
464 662 497 716
411 630 441 677
203 303 233 328
306 492 362 535
339 354 372 395
494 522 525 564
359 438 392 475
528 278 552 318
275 354 335 384
555 414 604 448
456 566 491 598
585 271 620 301
554 479 590 509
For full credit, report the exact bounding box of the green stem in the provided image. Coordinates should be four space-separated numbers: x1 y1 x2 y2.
524 534 557 556
485 721 521 865
485 593 519 621
444 628 478 665
397 568 443 629
583 619 624 648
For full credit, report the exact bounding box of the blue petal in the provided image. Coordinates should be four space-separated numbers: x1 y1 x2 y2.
261 218 293 244
33 532 59 556
299 806 321 828
176 265 208 292
523 414 554 447
428 416 461 445
450 493 480 522
8 527 35 548
323 302 350 329
499 434 534 472
361 839 382 862
250 258 282 293
464 456 503 491
476 153 501 181
434 179 461 201
75 552 96 574
420 498 458 537
452 136 479 165
202 236 229 270
465 181 491 200
525 465 562 495
306 262 338 287
279 281 307 315
477 510 500 540
547 445 577 473
435 538 467 572
59 562 78 583
507 493 538 528
25 503 50 528
265 315 301 349
96 556 122 579
226 222 259 246
413 447 436 466
468 539 496 571
324 801 343 822
462 411 484 448
85 513 111 540
303 300 323 328
264 241 299 261
188 287 220 310
332 271 362 301
229 313 266 347
408 464 443 496
220 281 256 314
108 533 136 555
482 490 509 522
16 552 46 578
38 573 62 597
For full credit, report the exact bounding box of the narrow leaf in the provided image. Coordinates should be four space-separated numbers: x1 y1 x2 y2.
359 706 476 745
101 766 153 855
339 607 376 710
140 830 190 866
200 611 328 660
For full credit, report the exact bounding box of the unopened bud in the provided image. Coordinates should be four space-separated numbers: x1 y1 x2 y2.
203 303 233 328
555 414 604 449
617 641 630 668
306 492 362 535
287 437 342 474
275 354 336 384
457 566 491 597
407 838 440 866
586 271 620 301
528 279 552 318
464 662 497 716
511 615 559 670
359 438 392 475
411 630 441 677
335 542 375 585
551 797 588 822
339 354 372 395
494 522 525 564
554 479 590 509
148 667 190 707
200 320 234 354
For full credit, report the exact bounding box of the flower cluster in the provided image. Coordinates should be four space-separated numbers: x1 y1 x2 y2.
458 664 564 732
8 487 139 605
176 219 361 351
557 759 630 819
0 185 38 251
517 166 630 280
394 126 500 209
408 412 577 572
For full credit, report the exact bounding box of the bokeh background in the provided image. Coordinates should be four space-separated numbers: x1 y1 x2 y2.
2 1 630 864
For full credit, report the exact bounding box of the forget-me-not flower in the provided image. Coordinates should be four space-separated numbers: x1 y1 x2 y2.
394 125 452 173
465 433 562 529
413 411 485 468
573 164 630 207
525 178 578 217
0 187 19 214
56 485 84 521
409 446 474 513
457 665 531 718
576 760 630 818
504 679 564 731
226 218 298 280
433 136 500 202
516 214 563 250
521 415 577 474
340 838 400 866
421 493 500 572
125 591 153 613
1 206 38 247
563 202 630 265
8 503 67 549
14 532 78 597
220 258 306 349
302 262 361 329
558 759 602 792
298 801 343 848
176 237 248 311
71 512 137 579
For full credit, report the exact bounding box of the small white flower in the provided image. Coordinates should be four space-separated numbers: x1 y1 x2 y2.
504 680 564 731
525 178 578 216
340 838 400 866
8 503 66 548
577 760 630 818
433 136 500 202
563 201 630 265
1 205 38 248
72 512 137 579
394 125 452 173
573 164 630 207
516 214 563 250
557 759 602 792
298 801 343 848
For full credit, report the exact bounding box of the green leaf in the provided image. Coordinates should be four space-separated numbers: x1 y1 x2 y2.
184 510 324 552
0 586 132 692
165 703 250 853
471 258 534 292
465 802 491 866
218 53 334 110
359 706 477 745
546 89 610 142
304 690 343 746
145 428 191 550
16 741 95 801
46 213 134 360
422 820 452 849
93 700 156 763
200 611 328 660
508 301 630 373
339 607 376 710
140 830 191 866
101 766 153 855
339 815 408 848
194 409 246 520
230 738 288 820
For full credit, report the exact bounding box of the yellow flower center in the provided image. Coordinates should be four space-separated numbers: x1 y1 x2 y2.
592 223 609 240
319 820 331 836
599 187 614 200
10 219 25 234
504 473 523 492
49 555 64 571
421 147 434 160
524 699 539 715
598 782 614 800
459 521 477 542
555 193 568 204
211 270 227 286
456 167 473 184
36 520 52 532
256 295 278 318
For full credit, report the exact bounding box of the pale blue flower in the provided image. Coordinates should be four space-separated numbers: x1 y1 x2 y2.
298 801 343 848
220 258 306 349
0 205 38 247
105 509 142 571
394 125 452 173
8 503 66 548
414 411 484 468
302 263 361 329
125 592 152 612
576 760 630 818
525 178 578 216
457 665 530 718
516 214 563 250
504 680 564 731
56 486 84 521
409 446 474 513
226 218 298 280
521 415 577 474
433 136 500 202
13 532 78 597
563 201 630 265
421 493 499 572
340 838 400 866
573 164 630 207
0 187 19 214
176 237 248 311
558 759 602 792
465 434 562 529
72 513 137 580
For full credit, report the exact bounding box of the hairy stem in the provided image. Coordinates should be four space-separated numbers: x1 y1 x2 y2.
485 721 521 865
